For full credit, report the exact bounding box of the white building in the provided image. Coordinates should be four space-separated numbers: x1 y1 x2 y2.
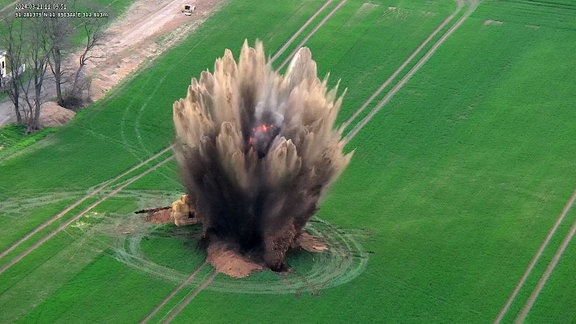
0 50 6 78
0 50 6 88
0 50 8 77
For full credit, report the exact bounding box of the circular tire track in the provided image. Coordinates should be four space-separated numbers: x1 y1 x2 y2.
110 208 368 295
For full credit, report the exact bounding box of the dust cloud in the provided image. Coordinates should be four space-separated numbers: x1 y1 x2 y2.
173 41 351 271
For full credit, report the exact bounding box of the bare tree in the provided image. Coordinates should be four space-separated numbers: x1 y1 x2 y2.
21 19 52 133
1 2 108 131
2 17 24 124
46 15 73 106
67 16 106 108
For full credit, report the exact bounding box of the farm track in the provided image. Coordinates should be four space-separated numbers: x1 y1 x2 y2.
343 0 479 143
0 155 174 275
270 0 334 64
276 0 348 71
339 0 465 132
0 1 17 14
140 261 210 323
0 146 173 263
161 271 218 323
517 209 576 322
495 189 576 323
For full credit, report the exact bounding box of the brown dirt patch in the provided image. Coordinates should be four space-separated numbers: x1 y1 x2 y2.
142 208 173 224
207 242 265 278
39 102 76 127
204 231 328 278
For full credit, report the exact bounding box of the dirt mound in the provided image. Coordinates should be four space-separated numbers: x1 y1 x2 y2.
207 243 264 278
39 102 76 127
142 208 172 223
205 232 328 278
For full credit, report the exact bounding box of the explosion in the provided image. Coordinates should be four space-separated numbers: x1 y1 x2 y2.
172 41 352 271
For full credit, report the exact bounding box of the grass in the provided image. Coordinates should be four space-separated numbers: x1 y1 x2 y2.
525 207 576 322
0 124 57 160
1 0 576 322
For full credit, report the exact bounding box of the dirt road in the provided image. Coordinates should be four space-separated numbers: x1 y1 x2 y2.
343 0 478 143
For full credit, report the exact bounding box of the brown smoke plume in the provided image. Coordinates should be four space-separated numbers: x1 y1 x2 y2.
173 41 352 271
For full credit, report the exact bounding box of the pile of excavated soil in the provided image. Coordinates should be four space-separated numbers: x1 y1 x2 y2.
39 102 76 127
143 209 173 224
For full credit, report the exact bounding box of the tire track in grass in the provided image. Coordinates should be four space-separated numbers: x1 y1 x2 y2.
160 270 218 323
516 211 576 322
140 261 209 324
344 0 479 143
495 189 576 323
0 146 173 262
113 216 368 295
0 155 174 275
339 0 465 132
0 2 19 14
276 0 348 71
270 0 334 64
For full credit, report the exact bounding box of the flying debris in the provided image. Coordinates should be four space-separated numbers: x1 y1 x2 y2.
172 40 352 271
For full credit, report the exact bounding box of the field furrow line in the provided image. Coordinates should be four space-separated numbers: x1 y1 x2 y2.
0 155 174 275
270 0 334 64
344 0 478 143
0 145 173 261
495 189 576 323
276 0 348 71
161 270 218 323
339 0 465 132
140 261 209 323
516 211 576 322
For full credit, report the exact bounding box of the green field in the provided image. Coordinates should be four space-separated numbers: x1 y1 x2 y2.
1 0 576 322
